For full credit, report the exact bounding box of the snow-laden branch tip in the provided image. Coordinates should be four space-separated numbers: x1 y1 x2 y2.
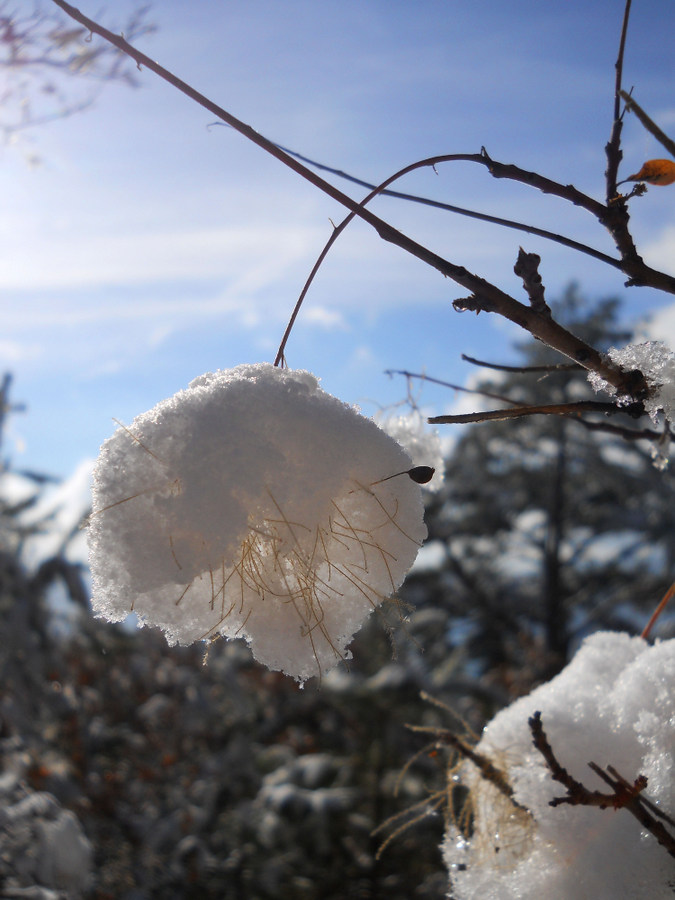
88 364 428 682
589 341 675 466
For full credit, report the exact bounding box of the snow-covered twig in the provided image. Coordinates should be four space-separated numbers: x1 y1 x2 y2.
529 711 675 860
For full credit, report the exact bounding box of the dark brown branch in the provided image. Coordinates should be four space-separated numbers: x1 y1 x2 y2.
599 1 653 287
429 400 638 426
273 147 621 364
393 362 661 441
529 711 675 860
620 91 675 159
289 138 675 295
274 153 512 365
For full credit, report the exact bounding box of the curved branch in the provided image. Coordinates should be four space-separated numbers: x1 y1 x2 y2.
276 151 617 365
267 138 675 295
267 139 622 268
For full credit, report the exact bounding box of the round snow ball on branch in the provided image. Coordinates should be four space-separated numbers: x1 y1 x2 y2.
88 363 427 681
443 632 675 899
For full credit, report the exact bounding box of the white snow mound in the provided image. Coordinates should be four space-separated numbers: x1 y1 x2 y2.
88 363 427 681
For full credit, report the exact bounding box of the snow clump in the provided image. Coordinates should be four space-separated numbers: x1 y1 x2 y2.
588 341 675 467
88 364 427 681
588 341 675 421
443 631 675 899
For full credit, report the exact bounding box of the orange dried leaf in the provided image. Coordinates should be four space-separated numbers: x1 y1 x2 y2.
625 158 675 186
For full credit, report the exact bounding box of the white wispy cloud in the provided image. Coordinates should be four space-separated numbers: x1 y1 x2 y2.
0 224 320 293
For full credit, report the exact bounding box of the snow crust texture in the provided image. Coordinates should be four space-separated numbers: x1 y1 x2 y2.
88 364 426 681
588 341 675 467
443 632 675 899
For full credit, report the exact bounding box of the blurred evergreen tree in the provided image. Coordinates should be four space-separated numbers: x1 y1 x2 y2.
405 287 675 690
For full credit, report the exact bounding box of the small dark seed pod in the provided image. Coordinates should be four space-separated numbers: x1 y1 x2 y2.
371 465 436 487
408 465 435 484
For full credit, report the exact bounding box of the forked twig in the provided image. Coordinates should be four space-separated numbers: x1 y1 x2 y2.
529 711 675 860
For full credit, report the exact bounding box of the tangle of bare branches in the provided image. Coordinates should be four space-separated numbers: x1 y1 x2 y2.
50 0 674 419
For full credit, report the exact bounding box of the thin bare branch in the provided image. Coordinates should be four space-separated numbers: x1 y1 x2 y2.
606 0 632 199
384 369 520 407
641 581 675 640
408 724 526 811
258 136 624 269
620 91 675 160
429 400 636 426
273 149 615 364
569 416 665 443
461 354 581 373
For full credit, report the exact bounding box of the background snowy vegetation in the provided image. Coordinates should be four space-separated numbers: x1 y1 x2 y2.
3 290 675 897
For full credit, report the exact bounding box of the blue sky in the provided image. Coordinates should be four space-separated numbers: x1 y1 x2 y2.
3 0 675 478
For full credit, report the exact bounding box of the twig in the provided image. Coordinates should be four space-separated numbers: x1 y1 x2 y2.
569 416 666 443
514 248 550 315
641 580 675 640
429 400 637 426
461 354 581 373
273 153 520 365
605 0 632 199
620 91 675 159
384 369 521 407
390 363 661 440
407 723 526 811
272 150 613 364
529 711 675 860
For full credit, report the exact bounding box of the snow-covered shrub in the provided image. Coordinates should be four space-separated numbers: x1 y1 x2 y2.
0 759 93 896
88 363 427 681
443 632 675 899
